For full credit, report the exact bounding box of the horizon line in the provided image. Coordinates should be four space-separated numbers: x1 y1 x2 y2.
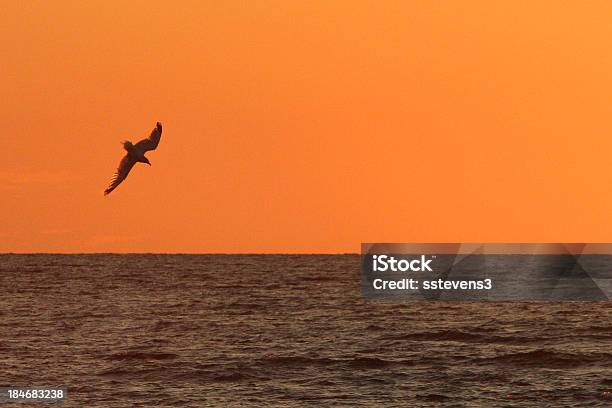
0 252 361 255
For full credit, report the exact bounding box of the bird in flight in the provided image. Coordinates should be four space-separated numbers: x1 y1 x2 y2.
104 122 163 195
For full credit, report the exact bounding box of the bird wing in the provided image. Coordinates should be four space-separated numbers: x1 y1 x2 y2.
104 154 137 195
134 122 162 152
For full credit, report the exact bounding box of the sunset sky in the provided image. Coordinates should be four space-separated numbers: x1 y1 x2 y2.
3 1 612 253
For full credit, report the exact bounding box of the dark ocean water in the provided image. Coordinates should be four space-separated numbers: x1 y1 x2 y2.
0 254 610 407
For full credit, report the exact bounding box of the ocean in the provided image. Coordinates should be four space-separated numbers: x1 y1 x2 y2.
0 254 610 407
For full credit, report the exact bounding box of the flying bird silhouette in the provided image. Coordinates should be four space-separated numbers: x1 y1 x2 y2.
104 122 163 195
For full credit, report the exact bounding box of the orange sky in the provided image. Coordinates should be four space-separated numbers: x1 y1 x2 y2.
3 1 612 253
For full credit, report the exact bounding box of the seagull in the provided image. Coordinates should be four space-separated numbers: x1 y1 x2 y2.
104 122 163 195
